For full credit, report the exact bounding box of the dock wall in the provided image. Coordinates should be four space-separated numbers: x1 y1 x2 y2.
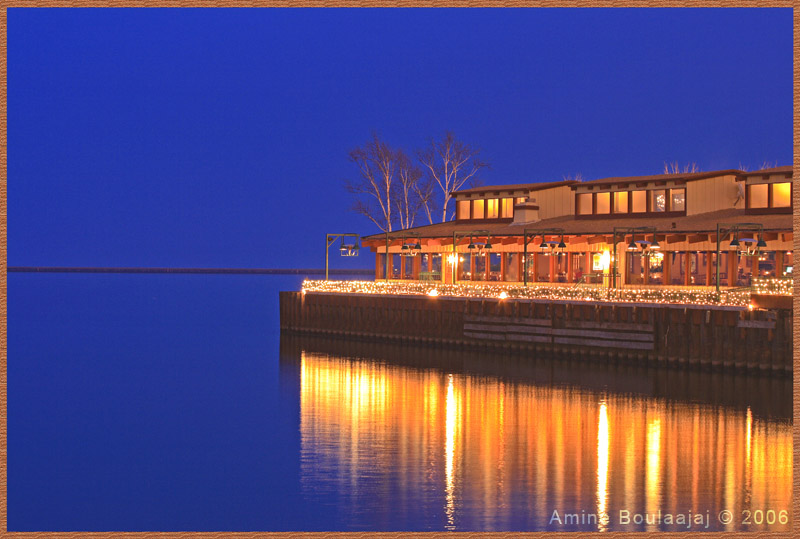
279 291 792 375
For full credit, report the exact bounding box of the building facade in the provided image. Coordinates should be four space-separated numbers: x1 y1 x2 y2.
362 167 793 288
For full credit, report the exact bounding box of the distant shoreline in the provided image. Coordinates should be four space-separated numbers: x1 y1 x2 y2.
8 267 373 275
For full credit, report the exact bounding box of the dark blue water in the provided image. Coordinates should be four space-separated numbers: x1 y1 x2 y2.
9 273 318 531
9 273 792 532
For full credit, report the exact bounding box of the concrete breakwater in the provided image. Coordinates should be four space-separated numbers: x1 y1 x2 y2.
279 291 792 375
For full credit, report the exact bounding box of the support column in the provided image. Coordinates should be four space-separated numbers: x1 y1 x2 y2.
752 254 759 282
567 252 574 282
467 254 473 281
517 253 523 283
586 252 593 281
486 254 491 281
533 253 539 282
549 254 556 283
776 250 784 277
663 252 671 285
375 252 383 280
684 252 692 286
727 251 738 287
412 255 421 280
643 253 650 285
387 253 394 280
705 251 714 286
500 252 507 281
400 255 406 280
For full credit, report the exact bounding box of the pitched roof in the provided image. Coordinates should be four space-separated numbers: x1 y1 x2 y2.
362 208 791 242
739 165 793 176
573 169 745 189
454 179 577 195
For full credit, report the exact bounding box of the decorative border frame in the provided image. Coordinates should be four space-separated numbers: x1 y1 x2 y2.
0 3 795 537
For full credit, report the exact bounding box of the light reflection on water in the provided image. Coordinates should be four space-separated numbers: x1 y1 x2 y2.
286 336 791 532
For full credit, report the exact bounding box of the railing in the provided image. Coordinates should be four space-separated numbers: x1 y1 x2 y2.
302 279 752 307
419 271 442 282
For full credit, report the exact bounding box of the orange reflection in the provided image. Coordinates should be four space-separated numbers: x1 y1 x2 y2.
298 351 792 531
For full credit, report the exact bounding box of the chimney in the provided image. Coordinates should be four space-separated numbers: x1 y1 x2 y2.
513 197 540 224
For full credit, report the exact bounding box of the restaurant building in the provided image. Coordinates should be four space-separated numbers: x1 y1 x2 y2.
362 166 793 288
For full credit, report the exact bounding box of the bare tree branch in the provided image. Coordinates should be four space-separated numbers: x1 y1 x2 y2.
417 131 489 223
345 134 429 233
663 161 699 174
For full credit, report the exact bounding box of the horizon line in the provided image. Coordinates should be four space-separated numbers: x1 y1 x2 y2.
8 266 373 275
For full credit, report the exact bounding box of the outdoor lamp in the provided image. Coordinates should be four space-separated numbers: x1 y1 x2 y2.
756 237 767 249
627 239 637 251
557 236 567 249
650 237 661 250
539 239 547 251
729 235 740 249
485 239 493 250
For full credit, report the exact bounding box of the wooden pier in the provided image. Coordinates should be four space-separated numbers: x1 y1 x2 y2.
279 291 792 375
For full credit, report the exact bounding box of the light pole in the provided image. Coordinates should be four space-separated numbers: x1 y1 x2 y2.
611 226 657 289
325 233 360 280
714 223 764 294
522 228 566 286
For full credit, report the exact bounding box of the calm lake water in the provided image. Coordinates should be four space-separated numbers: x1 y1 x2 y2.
8 273 792 531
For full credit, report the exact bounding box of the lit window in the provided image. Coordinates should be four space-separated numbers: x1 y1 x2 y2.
486 198 499 219
631 190 647 213
613 191 628 213
456 200 470 220
472 199 485 219
749 184 768 208
501 198 514 218
596 192 610 214
576 193 592 215
516 197 526 205
772 182 791 208
670 189 685 212
651 190 666 212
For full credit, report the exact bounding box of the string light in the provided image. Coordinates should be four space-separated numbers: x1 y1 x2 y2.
302 279 754 307
751 277 792 296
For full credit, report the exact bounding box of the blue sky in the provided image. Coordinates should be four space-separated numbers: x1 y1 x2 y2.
9 8 792 268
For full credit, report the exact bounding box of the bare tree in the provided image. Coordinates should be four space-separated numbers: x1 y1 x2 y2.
345 133 398 233
345 134 430 233
663 161 700 174
417 131 489 223
758 160 777 170
392 151 424 230
413 176 436 225
562 173 584 182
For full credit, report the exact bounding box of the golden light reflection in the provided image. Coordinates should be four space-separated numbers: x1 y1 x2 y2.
645 417 662 531
596 400 609 531
297 351 792 531
445 373 458 530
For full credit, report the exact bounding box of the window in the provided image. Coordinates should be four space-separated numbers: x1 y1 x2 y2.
613 191 628 213
596 192 610 214
632 190 647 213
749 184 768 208
456 200 471 220
651 190 666 212
670 189 686 212
772 182 791 208
501 198 514 218
472 199 485 219
577 193 592 215
486 198 499 219
516 197 526 205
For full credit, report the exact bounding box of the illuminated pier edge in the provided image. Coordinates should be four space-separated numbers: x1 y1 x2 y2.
299 279 786 307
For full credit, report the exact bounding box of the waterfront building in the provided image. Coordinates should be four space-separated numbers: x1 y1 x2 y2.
363 167 792 288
